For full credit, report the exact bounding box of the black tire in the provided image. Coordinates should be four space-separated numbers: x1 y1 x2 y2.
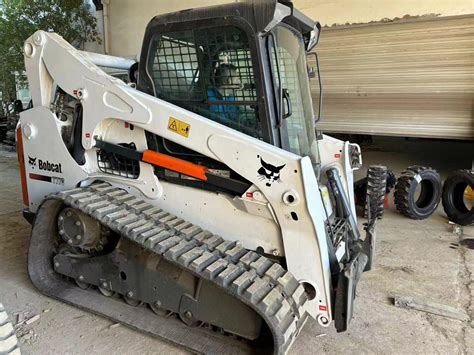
365 165 388 220
394 166 442 220
442 170 474 226
0 303 20 354
385 169 396 194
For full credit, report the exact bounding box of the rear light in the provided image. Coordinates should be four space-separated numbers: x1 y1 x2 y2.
16 126 29 206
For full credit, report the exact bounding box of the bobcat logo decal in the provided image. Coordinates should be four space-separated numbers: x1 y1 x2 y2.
28 156 37 166
257 157 285 187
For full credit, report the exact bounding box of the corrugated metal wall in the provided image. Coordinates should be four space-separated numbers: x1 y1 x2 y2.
311 15 474 140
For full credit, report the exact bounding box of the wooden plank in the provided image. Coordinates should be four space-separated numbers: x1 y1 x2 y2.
393 295 470 321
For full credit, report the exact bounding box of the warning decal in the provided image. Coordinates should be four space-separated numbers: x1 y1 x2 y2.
168 117 190 138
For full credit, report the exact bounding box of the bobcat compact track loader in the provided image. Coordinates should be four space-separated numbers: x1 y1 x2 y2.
17 1 384 353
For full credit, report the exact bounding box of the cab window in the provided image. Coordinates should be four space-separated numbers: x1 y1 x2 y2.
147 27 262 139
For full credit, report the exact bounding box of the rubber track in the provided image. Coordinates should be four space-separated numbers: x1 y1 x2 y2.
52 183 308 354
0 304 20 355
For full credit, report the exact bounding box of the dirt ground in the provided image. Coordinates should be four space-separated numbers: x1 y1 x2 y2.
0 137 472 354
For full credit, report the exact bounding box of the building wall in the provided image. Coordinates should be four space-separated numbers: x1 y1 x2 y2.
105 0 474 57
297 0 473 26
313 15 474 140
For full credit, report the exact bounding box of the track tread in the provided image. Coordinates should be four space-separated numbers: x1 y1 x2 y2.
0 304 20 354
47 183 309 354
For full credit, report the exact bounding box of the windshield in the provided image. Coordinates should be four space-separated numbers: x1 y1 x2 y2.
272 25 320 166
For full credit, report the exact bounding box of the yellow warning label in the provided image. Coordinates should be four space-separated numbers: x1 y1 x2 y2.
168 117 190 138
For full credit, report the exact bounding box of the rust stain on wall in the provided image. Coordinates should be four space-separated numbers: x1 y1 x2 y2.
326 13 441 28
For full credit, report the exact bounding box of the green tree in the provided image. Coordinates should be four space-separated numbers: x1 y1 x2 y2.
0 0 101 101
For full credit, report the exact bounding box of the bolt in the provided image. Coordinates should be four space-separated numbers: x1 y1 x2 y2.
154 301 162 308
58 216 64 221
67 239 73 245
75 221 81 226
66 211 72 217
318 315 329 326
78 275 84 281
272 249 279 256
33 33 43 45
75 235 82 241
59 230 65 235
184 311 193 319
101 282 108 288
54 262 60 268
126 291 133 298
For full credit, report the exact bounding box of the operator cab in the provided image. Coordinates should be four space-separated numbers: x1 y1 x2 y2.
137 0 321 187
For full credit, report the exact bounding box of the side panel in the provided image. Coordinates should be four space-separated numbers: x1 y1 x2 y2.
154 181 283 254
19 108 88 212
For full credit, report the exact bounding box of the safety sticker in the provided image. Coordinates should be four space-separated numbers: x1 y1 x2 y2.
168 117 190 138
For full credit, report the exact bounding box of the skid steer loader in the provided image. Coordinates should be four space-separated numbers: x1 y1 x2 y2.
17 1 385 353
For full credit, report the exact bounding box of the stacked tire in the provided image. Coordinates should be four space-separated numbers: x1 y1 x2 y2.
394 166 442 220
365 165 388 220
442 170 474 226
0 303 20 354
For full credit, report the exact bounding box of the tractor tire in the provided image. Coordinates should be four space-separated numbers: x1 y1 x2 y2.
0 304 20 354
365 165 388 220
442 170 474 226
394 166 442 220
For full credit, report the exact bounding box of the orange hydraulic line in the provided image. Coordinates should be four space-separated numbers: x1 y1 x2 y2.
142 150 208 181
16 126 29 206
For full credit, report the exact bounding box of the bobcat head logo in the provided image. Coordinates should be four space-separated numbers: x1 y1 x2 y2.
28 156 37 166
258 158 285 187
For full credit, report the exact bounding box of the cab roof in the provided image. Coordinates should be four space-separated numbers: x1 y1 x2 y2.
146 0 319 48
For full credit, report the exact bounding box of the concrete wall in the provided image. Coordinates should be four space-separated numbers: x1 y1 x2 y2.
108 0 231 57
105 0 474 57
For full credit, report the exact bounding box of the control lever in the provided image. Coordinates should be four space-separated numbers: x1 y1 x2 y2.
282 88 292 119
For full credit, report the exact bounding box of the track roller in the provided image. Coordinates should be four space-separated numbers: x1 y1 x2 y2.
123 293 142 307
149 302 170 317
98 284 115 297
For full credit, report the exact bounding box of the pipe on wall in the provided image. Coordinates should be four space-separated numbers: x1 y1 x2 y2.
101 0 110 54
